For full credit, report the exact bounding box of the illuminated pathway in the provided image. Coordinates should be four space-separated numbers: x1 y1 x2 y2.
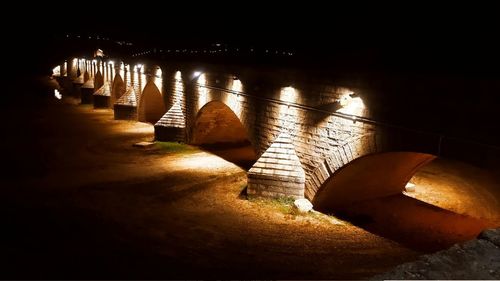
0 98 419 279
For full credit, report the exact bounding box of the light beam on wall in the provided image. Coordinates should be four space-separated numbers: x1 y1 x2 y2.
279 86 298 132
337 92 365 116
227 78 244 117
174 71 184 103
153 66 163 93
281 86 297 106
231 78 242 94
155 66 162 77
197 73 208 110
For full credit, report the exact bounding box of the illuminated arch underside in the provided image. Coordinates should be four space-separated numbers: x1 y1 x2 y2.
313 152 436 212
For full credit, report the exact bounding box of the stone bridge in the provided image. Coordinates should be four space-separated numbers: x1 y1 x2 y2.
53 56 500 212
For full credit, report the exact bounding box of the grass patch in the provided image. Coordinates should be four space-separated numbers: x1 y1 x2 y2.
155 142 199 155
248 195 350 225
249 196 296 215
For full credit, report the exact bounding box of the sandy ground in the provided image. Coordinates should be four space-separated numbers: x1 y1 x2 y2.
409 159 500 224
0 79 498 279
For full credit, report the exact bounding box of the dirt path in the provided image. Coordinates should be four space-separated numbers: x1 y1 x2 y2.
0 95 422 279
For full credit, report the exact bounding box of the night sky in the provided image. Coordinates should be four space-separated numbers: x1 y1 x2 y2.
12 3 500 76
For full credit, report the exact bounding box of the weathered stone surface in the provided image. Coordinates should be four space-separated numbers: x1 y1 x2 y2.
478 228 500 247
248 132 305 199
115 87 137 107
374 238 500 280
80 78 95 104
155 126 185 142
155 102 185 128
405 182 416 192
114 104 137 120
93 82 111 97
293 198 313 213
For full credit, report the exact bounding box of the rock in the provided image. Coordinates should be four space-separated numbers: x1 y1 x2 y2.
478 228 500 247
133 141 155 147
373 238 500 280
293 198 313 213
405 182 416 192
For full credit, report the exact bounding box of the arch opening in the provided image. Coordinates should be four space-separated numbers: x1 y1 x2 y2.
138 82 166 124
313 152 500 252
190 101 257 170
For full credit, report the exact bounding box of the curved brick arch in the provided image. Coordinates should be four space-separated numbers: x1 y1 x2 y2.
190 101 255 147
312 151 436 212
189 100 258 170
138 81 166 124
305 127 443 202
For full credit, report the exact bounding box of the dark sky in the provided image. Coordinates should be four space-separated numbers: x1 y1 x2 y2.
10 3 500 77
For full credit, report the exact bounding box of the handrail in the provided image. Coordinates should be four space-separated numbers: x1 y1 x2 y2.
190 81 500 151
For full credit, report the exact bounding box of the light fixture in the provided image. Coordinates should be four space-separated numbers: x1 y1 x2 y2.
193 71 202 78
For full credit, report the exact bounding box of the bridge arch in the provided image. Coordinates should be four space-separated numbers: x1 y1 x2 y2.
189 100 257 169
138 65 166 124
312 151 436 211
138 81 165 123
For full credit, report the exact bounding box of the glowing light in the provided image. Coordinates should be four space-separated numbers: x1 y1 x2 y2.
197 73 206 85
54 89 62 100
153 66 163 92
108 60 114 66
174 71 184 100
52 65 61 76
197 74 208 109
231 78 242 94
155 66 162 77
281 86 297 105
135 64 144 75
175 71 182 80
92 59 97 64
337 94 365 116
193 71 202 78
95 49 104 57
